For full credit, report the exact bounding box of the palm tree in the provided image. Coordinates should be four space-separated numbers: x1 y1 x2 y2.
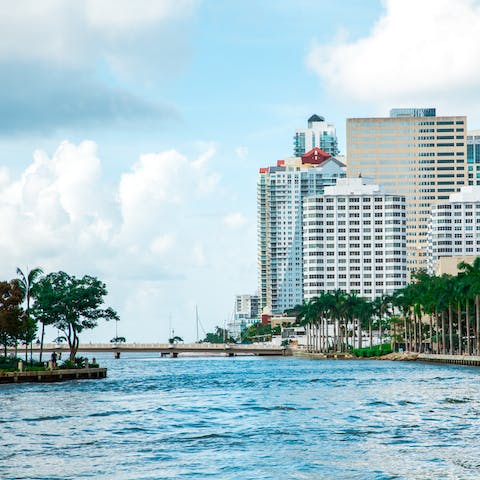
458 268 473 355
372 294 392 348
17 267 44 361
355 297 374 350
329 290 347 352
458 258 480 355
293 299 318 352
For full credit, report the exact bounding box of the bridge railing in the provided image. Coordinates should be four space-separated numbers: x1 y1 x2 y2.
34 342 284 350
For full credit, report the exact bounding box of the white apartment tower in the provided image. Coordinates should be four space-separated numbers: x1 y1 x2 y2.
294 114 339 157
428 186 480 275
227 294 260 339
303 177 407 300
258 149 345 313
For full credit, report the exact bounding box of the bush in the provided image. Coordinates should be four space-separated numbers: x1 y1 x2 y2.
352 343 392 358
60 359 76 369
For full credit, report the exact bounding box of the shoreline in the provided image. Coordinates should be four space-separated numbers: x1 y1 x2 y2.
291 349 480 366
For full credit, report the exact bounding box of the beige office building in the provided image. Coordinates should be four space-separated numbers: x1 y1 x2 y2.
346 108 467 273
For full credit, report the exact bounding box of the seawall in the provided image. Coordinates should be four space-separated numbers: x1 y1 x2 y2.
0 367 107 384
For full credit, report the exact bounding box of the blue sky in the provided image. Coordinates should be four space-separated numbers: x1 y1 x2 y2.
1 0 479 342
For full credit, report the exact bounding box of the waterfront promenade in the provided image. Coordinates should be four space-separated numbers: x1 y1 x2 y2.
27 342 287 357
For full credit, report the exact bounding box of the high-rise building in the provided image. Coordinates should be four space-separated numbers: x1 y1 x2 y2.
346 108 467 273
303 177 407 300
293 114 339 157
467 130 480 185
258 148 345 314
428 186 480 275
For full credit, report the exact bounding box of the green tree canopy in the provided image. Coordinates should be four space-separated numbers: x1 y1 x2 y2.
32 271 119 361
0 280 25 357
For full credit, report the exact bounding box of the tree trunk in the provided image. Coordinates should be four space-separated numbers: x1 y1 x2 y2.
358 318 363 350
413 313 417 353
435 311 440 354
418 314 422 353
466 303 471 355
404 317 408 351
429 315 433 353
457 302 462 355
449 304 453 355
441 311 446 354
39 322 45 363
476 295 480 355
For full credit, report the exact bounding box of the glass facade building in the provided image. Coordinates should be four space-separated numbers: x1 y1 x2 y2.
293 114 339 157
467 130 480 185
347 108 467 273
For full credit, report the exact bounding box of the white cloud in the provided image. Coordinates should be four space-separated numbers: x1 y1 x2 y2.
85 0 197 32
0 0 197 65
0 0 199 133
307 0 480 116
223 212 248 229
0 140 256 343
192 143 216 169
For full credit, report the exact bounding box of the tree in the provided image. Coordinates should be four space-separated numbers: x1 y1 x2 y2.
16 267 43 361
458 258 480 354
292 299 319 352
32 271 119 361
0 280 25 357
203 326 235 344
111 336 126 344
168 336 183 344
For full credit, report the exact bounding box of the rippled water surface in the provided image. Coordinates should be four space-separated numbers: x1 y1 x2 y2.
1 355 480 479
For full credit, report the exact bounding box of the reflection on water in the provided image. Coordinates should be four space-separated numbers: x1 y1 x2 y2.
1 354 480 479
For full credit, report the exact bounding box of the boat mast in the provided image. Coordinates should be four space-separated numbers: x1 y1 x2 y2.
196 305 199 343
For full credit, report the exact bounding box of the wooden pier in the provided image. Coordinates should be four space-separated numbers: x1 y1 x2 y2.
0 367 107 384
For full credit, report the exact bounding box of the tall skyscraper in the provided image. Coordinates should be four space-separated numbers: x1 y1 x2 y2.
293 114 339 157
467 130 480 185
346 108 467 273
303 177 406 301
258 148 345 314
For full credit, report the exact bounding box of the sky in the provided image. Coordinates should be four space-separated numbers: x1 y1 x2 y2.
2 0 480 343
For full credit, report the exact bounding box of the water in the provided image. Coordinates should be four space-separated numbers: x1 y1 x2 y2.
1 355 480 480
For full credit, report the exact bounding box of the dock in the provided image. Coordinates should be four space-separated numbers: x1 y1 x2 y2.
0 367 107 384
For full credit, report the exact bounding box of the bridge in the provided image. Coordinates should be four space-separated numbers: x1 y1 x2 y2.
31 343 288 357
